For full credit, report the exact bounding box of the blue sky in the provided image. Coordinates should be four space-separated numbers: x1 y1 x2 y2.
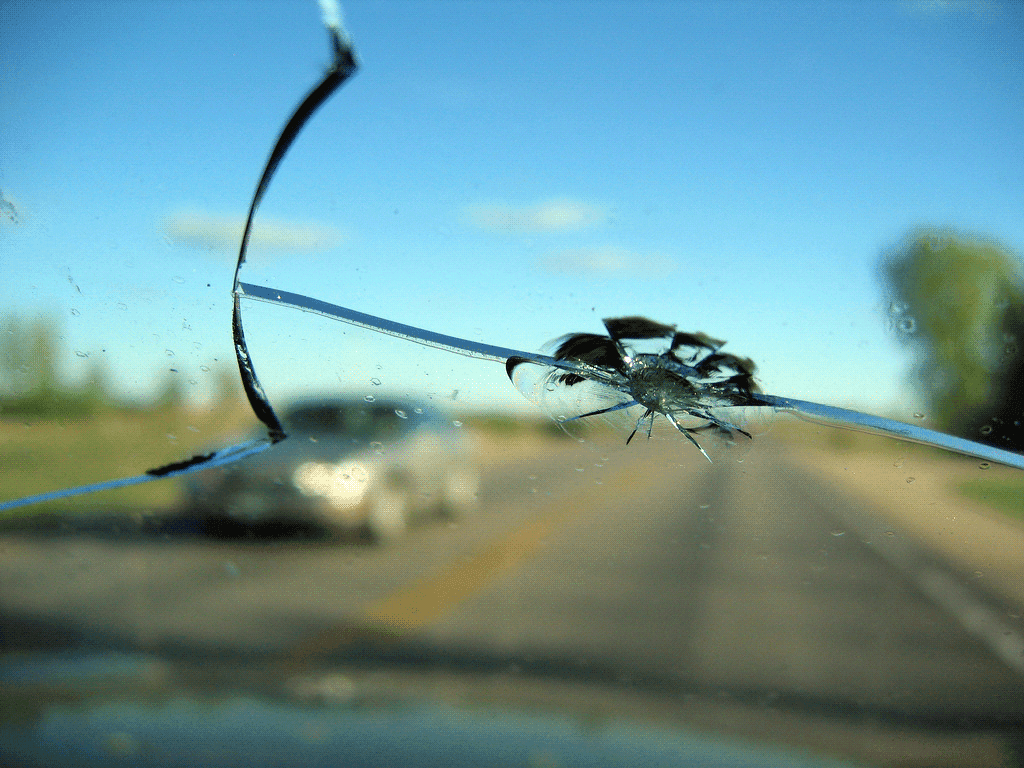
2 0 1022 418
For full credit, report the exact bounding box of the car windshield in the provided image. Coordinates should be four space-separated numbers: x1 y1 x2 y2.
3 2 1024 766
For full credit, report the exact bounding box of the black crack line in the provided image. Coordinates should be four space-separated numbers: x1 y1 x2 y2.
231 20 358 444
0 12 359 516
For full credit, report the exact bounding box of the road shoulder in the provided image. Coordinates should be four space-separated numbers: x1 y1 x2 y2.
779 442 1024 609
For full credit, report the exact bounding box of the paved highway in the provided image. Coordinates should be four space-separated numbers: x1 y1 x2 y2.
2 435 1023 765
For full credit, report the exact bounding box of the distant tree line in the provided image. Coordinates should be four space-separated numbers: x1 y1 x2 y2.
0 313 239 418
0 314 107 417
7 228 1022 444
880 228 1024 451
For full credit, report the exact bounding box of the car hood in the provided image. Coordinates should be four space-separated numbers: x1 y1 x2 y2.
0 648 858 768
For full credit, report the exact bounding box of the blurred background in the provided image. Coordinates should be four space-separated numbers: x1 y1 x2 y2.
2 3 1024 766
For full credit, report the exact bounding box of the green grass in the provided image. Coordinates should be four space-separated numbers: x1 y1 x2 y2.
0 405 254 522
958 477 1024 523
0 407 569 523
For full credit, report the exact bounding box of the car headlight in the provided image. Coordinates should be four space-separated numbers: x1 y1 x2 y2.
292 461 370 508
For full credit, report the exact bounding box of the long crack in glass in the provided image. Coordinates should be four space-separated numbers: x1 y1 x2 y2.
2 0 1021 519
236 287 1024 470
0 0 356 514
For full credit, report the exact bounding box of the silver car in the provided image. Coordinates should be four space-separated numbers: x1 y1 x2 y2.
186 399 479 541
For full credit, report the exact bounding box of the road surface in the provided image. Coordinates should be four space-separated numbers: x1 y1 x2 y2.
2 434 1023 766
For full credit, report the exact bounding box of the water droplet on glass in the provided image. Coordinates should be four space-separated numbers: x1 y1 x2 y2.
165 349 174 357
116 302 128 311
172 276 186 284
699 504 710 509
893 457 905 468
75 350 88 358
70 308 80 316
979 462 991 470
980 424 993 436
831 530 845 537
363 395 375 403
885 530 896 537
452 420 463 428
898 317 916 334
913 413 925 420
370 377 381 386
906 477 916 484
394 409 407 419
414 408 423 415
370 441 384 454
199 365 210 372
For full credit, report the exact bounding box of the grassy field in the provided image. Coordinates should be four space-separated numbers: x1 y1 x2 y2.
781 417 1024 524
0 406 567 522
3 405 1020 525
958 476 1024 523
0 405 256 521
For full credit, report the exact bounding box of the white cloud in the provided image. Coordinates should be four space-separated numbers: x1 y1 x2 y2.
539 245 676 276
468 197 604 233
162 211 344 255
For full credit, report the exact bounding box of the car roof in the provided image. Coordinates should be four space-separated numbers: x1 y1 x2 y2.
282 399 437 431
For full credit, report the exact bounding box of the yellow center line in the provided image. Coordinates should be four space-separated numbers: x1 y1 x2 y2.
357 501 580 631
287 460 654 664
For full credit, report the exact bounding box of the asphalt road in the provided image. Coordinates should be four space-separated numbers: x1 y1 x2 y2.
2 435 1023 765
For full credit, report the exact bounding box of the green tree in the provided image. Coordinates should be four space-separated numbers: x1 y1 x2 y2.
153 369 186 412
0 312 116 417
1 314 59 398
78 358 113 413
880 228 1024 449
212 364 243 407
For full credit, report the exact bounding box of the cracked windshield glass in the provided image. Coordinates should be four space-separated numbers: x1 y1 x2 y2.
3 2 1024 766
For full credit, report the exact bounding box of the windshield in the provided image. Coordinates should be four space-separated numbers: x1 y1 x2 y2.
3 2 1024 766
